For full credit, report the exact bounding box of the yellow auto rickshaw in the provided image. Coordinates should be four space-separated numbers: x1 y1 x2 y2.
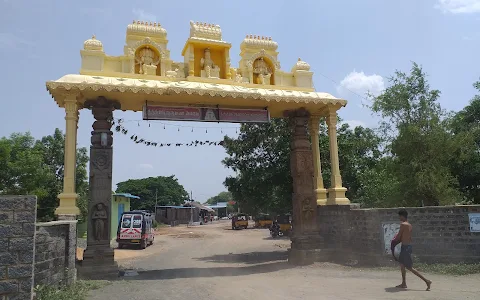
254 214 273 228
232 213 249 230
277 214 292 235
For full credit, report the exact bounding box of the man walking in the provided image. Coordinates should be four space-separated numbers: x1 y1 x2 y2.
392 209 432 290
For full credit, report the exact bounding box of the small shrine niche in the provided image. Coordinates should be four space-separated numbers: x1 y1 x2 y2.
253 57 275 85
196 47 225 79
134 46 161 76
182 21 232 80
238 35 280 85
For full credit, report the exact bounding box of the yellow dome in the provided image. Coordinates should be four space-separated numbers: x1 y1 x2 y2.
83 35 103 51
292 58 310 72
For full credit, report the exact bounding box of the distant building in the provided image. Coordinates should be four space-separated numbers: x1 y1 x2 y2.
205 202 228 218
155 202 214 225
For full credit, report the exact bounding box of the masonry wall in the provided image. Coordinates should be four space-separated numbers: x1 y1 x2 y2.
0 196 37 300
34 221 77 287
316 205 480 266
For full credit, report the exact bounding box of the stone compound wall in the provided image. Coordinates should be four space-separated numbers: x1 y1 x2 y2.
0 196 78 300
0 196 37 300
34 221 77 287
316 205 480 266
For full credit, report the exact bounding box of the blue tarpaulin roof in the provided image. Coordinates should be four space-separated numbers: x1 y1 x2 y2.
113 193 141 199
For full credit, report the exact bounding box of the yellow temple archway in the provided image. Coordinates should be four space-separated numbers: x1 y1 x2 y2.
46 20 350 273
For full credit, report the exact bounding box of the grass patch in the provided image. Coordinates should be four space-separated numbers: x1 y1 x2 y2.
35 280 110 300
415 263 480 276
377 263 480 276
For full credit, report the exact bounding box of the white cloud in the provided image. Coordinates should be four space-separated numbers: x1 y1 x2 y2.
132 9 157 22
342 120 367 129
0 32 34 50
435 0 480 14
337 71 385 103
137 163 154 170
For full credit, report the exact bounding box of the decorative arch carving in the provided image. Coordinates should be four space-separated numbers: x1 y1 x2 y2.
246 49 280 70
246 49 279 85
127 38 168 59
134 45 162 76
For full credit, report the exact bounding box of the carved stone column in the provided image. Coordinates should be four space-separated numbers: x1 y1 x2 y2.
79 97 120 279
56 93 80 219
326 107 350 205
287 108 323 265
309 115 327 205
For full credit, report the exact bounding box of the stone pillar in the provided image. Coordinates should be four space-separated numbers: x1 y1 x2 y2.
309 115 327 205
188 46 195 76
326 108 350 205
56 93 80 219
287 108 323 265
79 97 120 279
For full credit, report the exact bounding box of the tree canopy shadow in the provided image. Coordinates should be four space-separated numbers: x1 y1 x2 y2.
194 251 288 264
123 261 293 281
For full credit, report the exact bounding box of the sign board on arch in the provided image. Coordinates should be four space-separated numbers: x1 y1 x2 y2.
142 105 270 123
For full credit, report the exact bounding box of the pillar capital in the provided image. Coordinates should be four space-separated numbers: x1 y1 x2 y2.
308 115 321 131
326 107 338 125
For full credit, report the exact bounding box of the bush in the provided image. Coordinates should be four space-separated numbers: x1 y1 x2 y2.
35 280 109 300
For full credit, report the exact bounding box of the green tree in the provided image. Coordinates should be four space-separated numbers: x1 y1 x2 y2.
0 129 89 221
223 118 292 215
370 62 461 206
116 176 189 211
222 117 384 212
449 80 480 203
205 191 233 205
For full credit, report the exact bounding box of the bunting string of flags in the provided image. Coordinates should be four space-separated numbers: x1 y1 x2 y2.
113 118 225 147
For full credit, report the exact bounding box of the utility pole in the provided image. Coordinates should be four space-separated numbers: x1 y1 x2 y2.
190 191 193 201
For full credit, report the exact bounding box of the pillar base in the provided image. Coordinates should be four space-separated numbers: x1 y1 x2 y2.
78 246 118 280
56 193 80 215
288 232 323 265
316 188 328 206
327 187 350 205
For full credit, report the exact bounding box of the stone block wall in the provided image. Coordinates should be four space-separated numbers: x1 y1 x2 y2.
0 196 37 300
316 205 480 266
34 221 77 287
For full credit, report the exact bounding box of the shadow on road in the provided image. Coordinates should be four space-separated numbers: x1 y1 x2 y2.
194 251 288 264
126 261 294 280
263 236 290 240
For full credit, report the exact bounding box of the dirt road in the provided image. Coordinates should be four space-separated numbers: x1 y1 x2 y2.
88 221 479 300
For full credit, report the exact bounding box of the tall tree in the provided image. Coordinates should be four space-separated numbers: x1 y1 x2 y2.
116 176 190 211
0 129 89 221
449 80 480 203
371 62 460 206
223 119 292 215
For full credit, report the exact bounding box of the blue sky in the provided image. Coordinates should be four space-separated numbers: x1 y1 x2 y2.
1 0 479 202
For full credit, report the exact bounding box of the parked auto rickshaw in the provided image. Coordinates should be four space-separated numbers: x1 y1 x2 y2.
232 213 249 230
276 214 292 236
254 213 273 228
